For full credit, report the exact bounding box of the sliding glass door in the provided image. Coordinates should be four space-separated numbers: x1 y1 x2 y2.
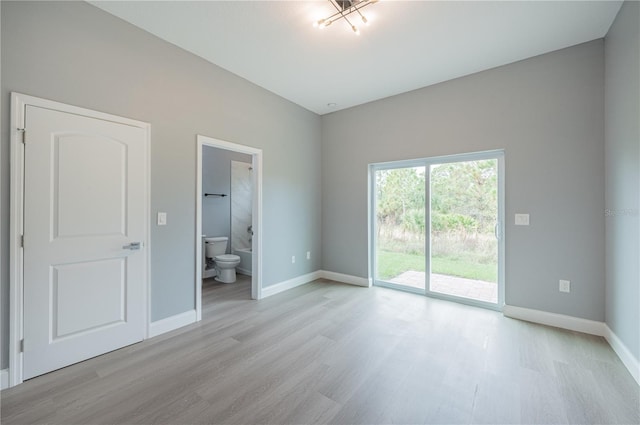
374 165 427 292
429 159 500 304
371 151 504 310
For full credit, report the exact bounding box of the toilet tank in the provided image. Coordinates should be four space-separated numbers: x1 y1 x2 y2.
205 236 228 258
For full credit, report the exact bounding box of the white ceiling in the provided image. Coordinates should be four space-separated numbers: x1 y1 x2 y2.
90 1 622 115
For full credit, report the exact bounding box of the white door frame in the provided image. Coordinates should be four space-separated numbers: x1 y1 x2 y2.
369 149 505 311
8 92 151 387
195 135 263 320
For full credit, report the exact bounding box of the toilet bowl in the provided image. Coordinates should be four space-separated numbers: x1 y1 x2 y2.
204 237 240 283
213 254 241 283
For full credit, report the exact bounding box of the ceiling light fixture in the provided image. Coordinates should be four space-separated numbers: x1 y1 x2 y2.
314 0 377 35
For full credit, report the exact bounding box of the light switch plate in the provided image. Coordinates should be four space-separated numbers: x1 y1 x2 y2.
559 279 571 293
515 213 530 226
157 212 167 226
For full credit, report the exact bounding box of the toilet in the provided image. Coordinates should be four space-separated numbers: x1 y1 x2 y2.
204 236 241 283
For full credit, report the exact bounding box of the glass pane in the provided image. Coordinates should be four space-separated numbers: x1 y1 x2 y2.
375 166 426 290
429 159 498 303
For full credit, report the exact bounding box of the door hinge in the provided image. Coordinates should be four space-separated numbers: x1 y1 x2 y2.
20 339 24 352
17 128 25 144
20 235 24 248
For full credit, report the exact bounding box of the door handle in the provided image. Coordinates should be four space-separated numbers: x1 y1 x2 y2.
494 222 501 240
123 242 142 250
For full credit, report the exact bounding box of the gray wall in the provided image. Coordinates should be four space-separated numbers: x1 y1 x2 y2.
0 1 322 369
1 0 634 375
202 146 251 244
321 40 606 322
0 1 4 375
604 1 640 361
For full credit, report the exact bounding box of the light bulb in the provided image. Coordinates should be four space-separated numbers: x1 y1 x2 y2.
352 25 360 35
361 15 368 25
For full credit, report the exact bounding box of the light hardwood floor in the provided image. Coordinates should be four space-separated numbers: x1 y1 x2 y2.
2 277 638 424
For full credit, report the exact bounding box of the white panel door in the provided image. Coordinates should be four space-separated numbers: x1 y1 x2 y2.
23 105 147 380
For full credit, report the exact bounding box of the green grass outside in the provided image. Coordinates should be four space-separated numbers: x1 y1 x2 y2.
377 250 497 283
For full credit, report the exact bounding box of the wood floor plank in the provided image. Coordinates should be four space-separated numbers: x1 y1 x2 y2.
1 276 638 425
471 371 521 424
519 367 569 424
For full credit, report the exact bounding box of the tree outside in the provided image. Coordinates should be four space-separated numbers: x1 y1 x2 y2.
376 160 498 283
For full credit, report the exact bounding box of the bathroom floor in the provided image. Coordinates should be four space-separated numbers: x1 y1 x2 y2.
202 272 252 315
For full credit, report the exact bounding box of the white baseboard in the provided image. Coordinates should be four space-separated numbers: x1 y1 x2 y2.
1 369 8 390
319 270 371 287
503 304 605 336
150 270 369 335
261 271 322 298
503 305 639 386
603 324 640 385
260 270 370 299
148 309 197 338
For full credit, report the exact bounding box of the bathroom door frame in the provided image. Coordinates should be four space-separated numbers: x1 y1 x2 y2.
195 135 263 320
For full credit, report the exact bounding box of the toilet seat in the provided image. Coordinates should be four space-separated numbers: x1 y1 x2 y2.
215 254 240 263
213 253 240 284
204 236 240 283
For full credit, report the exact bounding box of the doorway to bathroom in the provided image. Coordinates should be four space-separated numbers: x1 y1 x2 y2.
196 135 263 321
370 150 505 311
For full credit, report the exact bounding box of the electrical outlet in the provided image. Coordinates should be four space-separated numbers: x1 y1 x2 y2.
559 279 570 293
291 255 296 264
306 251 311 260
157 212 167 226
